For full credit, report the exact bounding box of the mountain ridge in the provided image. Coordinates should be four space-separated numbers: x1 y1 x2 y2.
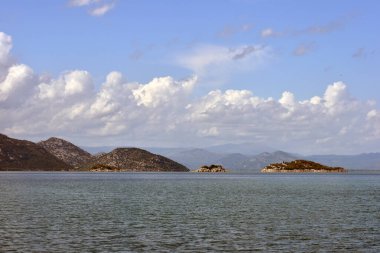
0 134 72 171
38 137 92 168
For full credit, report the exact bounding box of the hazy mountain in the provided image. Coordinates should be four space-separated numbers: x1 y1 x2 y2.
306 153 380 170
237 151 299 172
144 147 191 158
205 142 275 155
38 137 92 168
215 153 250 169
168 148 224 169
82 148 189 172
167 148 297 172
0 134 72 171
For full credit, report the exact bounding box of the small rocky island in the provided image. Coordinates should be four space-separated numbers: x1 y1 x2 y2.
194 164 227 173
261 160 346 173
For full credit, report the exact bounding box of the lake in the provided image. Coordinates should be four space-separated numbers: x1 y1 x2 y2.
0 172 379 252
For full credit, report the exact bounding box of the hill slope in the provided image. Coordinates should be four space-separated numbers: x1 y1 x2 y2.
38 137 92 167
0 134 72 171
83 148 189 172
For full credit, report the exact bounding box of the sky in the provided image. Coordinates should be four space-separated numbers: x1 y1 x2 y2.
0 0 379 154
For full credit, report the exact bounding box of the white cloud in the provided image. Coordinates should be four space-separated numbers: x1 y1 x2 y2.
68 0 115 16
0 64 36 107
261 28 281 38
185 82 379 153
279 91 296 110
0 32 12 66
69 0 98 7
0 31 379 154
177 44 271 82
38 70 93 100
89 3 115 16
132 76 197 108
367 109 377 119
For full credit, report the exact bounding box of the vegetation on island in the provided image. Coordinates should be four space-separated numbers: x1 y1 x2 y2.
261 160 346 173
194 164 227 172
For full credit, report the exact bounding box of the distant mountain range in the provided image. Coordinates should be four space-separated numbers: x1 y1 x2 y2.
155 148 380 171
165 149 299 172
1 133 380 171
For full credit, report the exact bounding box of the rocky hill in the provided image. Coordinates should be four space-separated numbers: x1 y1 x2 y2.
0 134 72 171
38 137 92 168
83 148 189 172
193 164 227 173
261 160 346 173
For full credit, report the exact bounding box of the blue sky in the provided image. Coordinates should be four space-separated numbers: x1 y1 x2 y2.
0 0 379 154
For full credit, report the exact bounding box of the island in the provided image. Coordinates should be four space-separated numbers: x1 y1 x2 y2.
82 148 189 172
261 160 346 173
193 164 228 172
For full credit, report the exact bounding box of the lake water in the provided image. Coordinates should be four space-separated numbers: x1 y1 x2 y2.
0 172 379 252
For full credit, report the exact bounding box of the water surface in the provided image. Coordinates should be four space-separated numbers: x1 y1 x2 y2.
1 172 379 252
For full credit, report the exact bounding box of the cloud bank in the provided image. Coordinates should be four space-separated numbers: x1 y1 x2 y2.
0 32 379 154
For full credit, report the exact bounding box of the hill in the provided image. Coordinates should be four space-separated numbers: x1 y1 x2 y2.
82 148 189 172
38 137 92 168
261 160 346 173
0 134 72 171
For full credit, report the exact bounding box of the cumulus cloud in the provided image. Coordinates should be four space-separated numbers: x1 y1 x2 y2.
132 76 197 108
38 70 93 100
1 31 379 154
68 0 115 16
0 64 36 107
186 82 379 153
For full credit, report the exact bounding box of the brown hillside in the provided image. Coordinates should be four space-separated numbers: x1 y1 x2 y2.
38 137 92 167
83 147 189 172
0 134 72 171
